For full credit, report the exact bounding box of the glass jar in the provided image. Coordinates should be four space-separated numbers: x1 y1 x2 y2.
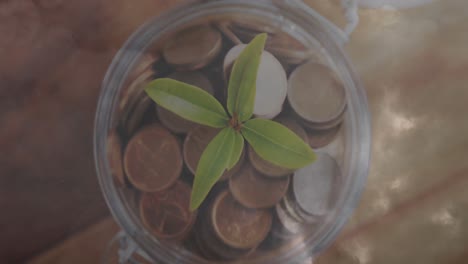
94 0 371 263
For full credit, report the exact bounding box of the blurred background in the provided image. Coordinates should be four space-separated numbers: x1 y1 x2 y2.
1 0 467 263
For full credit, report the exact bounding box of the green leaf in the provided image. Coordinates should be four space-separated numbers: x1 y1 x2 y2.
190 127 236 210
227 33 267 122
226 130 244 170
241 119 316 169
145 78 229 128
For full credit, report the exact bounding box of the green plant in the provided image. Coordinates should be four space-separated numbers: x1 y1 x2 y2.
145 33 316 210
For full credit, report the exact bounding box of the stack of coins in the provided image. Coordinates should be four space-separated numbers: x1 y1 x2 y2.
276 153 341 231
107 20 347 262
194 190 272 260
288 61 346 130
217 20 314 66
118 53 158 137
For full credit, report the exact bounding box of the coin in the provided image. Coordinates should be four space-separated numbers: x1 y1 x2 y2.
288 62 346 124
194 224 222 260
140 180 196 241
269 211 296 242
120 69 155 136
125 95 154 137
157 71 213 134
183 126 245 181
224 44 287 119
211 190 272 249
163 25 222 70
229 164 290 209
283 190 318 223
299 111 345 131
266 33 312 66
119 52 157 110
106 130 126 187
231 20 277 36
292 152 340 217
127 52 158 82
119 68 154 116
267 46 312 66
196 214 251 260
248 118 307 177
275 202 303 235
306 125 341 149
124 125 183 192
216 21 242 45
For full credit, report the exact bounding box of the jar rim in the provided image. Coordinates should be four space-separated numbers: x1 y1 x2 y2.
94 1 371 263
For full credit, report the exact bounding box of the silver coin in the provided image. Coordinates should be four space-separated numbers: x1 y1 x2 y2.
157 71 213 134
283 192 318 224
288 62 346 124
292 152 340 217
275 202 303 234
224 44 287 119
163 25 222 70
265 34 314 66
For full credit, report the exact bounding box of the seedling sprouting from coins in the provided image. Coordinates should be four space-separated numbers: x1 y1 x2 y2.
145 33 316 210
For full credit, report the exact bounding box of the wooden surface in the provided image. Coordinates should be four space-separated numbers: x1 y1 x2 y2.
28 218 120 264
0 0 185 263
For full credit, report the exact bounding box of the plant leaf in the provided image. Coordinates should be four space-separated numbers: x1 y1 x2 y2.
145 78 229 128
241 119 316 169
227 33 267 122
226 130 244 170
190 127 236 210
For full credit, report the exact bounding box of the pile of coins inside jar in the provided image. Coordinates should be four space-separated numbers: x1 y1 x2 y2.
107 19 346 262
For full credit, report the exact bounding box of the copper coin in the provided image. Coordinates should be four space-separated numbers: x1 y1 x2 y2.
124 95 154 137
197 215 250 260
288 62 346 124
299 109 345 131
157 71 213 134
127 52 158 82
119 68 154 117
211 190 272 249
106 130 125 187
184 126 244 181
248 118 308 177
140 181 196 241
124 125 182 192
120 52 157 103
231 20 277 35
306 125 341 149
120 69 155 136
163 25 222 70
216 21 242 45
229 164 290 209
